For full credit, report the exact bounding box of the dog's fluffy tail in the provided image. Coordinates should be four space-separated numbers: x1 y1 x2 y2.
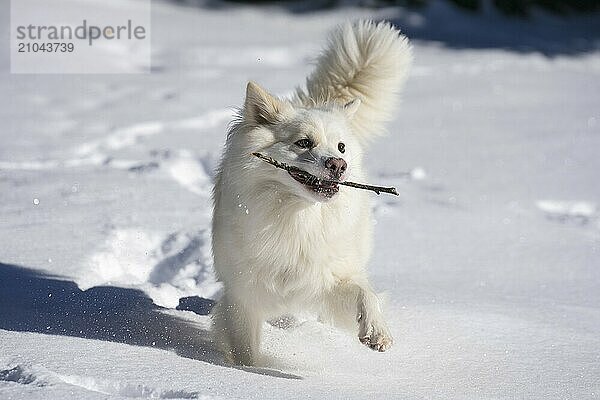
295 20 412 146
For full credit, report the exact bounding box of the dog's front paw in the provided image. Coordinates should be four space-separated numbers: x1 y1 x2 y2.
358 319 393 352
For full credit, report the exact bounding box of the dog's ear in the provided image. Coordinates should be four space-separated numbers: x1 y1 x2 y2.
244 81 290 126
343 98 361 119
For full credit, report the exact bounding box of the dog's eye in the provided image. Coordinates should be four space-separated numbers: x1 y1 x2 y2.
338 142 346 153
295 139 314 149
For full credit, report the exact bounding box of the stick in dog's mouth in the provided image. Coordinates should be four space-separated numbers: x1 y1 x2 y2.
252 152 399 196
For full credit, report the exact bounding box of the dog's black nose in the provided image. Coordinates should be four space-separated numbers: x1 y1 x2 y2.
325 157 347 179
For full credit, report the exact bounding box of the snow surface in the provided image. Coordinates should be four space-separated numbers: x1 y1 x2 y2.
1 0 600 399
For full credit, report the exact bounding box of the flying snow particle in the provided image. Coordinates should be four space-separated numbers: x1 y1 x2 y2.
410 167 427 181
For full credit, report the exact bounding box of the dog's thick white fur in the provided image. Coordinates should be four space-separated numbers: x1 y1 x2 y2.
211 20 412 366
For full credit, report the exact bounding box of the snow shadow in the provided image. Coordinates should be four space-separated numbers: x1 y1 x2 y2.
0 263 301 380
386 2 600 56
164 0 600 56
0 263 217 361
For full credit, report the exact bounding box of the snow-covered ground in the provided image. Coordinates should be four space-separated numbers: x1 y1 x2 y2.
1 1 599 399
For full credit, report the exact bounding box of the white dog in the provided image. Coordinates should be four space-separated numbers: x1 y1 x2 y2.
211 20 412 366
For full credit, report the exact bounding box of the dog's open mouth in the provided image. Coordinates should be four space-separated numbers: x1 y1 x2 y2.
288 167 339 198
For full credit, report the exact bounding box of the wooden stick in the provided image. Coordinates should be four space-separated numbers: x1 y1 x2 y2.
252 152 399 196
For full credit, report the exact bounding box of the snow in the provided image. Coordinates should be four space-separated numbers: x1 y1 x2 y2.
1 0 600 399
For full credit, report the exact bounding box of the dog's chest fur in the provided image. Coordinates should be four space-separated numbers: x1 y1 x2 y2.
214 184 372 305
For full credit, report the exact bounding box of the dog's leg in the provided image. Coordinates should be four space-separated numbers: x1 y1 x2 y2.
211 295 262 366
325 279 393 352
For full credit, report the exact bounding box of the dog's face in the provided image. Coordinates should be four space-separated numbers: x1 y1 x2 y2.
241 82 362 203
